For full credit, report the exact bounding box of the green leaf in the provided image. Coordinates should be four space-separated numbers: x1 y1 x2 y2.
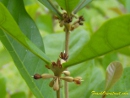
73 0 92 14
105 61 123 91
64 14 130 68
0 0 54 98
112 67 130 95
38 0 61 18
118 0 125 5
11 92 26 98
43 32 103 98
0 48 11 67
125 0 130 13
93 67 130 98
0 76 6 98
36 14 53 33
118 46 130 56
43 30 89 61
0 2 50 64
102 53 119 70
69 60 104 98
56 0 80 13
118 0 130 13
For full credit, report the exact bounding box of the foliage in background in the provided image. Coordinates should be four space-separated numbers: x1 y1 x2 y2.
0 0 130 98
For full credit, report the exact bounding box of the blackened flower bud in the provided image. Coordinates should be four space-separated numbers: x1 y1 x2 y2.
60 52 64 59
57 59 61 67
79 22 83 25
79 16 85 21
52 62 57 67
73 77 83 85
33 74 42 79
60 52 68 60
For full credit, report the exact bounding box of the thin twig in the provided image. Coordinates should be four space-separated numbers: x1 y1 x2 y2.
56 89 60 98
64 24 70 98
65 27 70 55
56 78 61 98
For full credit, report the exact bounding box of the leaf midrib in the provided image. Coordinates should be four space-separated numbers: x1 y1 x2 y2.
0 32 44 98
65 0 69 13
64 43 130 68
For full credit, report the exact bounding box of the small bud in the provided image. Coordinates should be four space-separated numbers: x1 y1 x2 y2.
74 23 79 28
64 27 67 32
60 76 74 82
79 16 85 21
79 22 83 25
73 77 83 85
70 26 75 31
59 21 64 27
64 53 68 60
62 71 70 76
60 52 68 60
33 74 42 79
60 52 64 59
68 18 72 23
62 12 67 18
57 59 61 66
53 78 59 91
54 15 59 20
52 62 57 67
49 79 54 87
45 65 50 69
41 74 54 79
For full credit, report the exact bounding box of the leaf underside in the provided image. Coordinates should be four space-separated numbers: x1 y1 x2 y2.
105 61 123 91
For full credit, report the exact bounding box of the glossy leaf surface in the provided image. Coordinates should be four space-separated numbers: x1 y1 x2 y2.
0 75 6 98
91 67 130 98
43 30 89 61
38 0 61 18
11 92 26 98
73 0 93 14
0 2 50 64
64 15 130 68
43 30 103 98
0 1 54 98
56 0 80 13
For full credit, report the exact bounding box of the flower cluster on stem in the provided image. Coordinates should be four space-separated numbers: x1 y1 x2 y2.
33 52 83 91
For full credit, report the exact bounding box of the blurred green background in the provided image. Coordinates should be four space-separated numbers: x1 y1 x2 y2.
0 0 130 98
